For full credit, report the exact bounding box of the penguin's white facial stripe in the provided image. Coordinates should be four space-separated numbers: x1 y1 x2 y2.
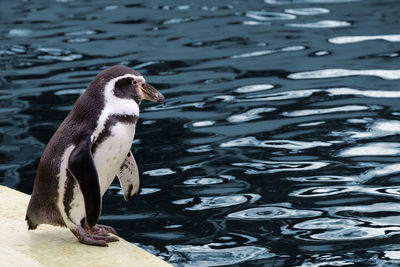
92 74 141 144
114 74 146 92
105 74 143 113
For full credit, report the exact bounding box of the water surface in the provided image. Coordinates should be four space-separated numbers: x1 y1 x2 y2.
1 0 400 266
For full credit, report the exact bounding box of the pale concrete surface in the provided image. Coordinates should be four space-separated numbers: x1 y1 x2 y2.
0 185 172 267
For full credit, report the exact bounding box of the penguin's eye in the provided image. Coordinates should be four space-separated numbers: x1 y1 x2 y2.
132 80 137 85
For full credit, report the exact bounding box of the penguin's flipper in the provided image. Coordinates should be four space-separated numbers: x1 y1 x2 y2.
68 132 101 228
117 151 140 202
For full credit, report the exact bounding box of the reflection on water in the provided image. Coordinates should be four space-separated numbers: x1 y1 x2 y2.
232 45 305 58
329 34 400 44
289 68 400 80
173 194 260 211
246 11 297 21
166 244 275 267
339 142 400 157
227 206 323 219
285 7 330 15
1 0 400 265
286 20 351 28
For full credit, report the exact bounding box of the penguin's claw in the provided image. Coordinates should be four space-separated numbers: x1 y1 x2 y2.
71 225 119 247
93 224 118 235
91 233 119 243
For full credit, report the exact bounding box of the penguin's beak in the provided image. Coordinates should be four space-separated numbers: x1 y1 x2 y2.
140 83 165 104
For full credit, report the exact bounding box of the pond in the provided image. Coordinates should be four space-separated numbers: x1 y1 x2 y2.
1 0 400 266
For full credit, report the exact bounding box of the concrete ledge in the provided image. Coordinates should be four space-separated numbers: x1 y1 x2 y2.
0 185 171 267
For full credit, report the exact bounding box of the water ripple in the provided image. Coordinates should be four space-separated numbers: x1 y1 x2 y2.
192 121 216 127
243 21 271 26
327 87 400 98
285 8 330 15
360 163 400 181
221 136 331 150
293 217 400 241
166 244 274 267
329 34 400 44
287 175 355 182
34 47 84 62
232 45 305 58
286 20 350 28
298 259 355 266
145 102 204 111
143 168 176 176
235 84 274 93
65 30 97 36
163 16 200 25
298 121 326 127
246 11 296 21
227 206 322 219
384 251 400 260
342 120 400 139
294 184 400 201
294 217 360 229
233 160 329 173
311 50 331 56
140 188 162 195
265 0 360 3
54 89 85 96
290 186 357 197
186 145 213 153
67 38 89 43
38 54 83 61
282 105 371 117
173 194 260 211
324 202 400 228
132 61 159 69
339 143 400 157
10 45 27 53
227 107 275 123
114 186 161 196
184 177 224 185
288 69 400 80
241 89 320 101
236 87 400 103
8 28 32 37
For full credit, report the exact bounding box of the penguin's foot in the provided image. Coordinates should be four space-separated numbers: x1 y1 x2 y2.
71 225 119 247
93 224 118 236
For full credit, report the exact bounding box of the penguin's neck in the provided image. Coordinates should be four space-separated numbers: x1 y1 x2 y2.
92 78 140 142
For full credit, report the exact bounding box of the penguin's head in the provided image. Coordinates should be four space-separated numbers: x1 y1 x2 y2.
97 65 165 106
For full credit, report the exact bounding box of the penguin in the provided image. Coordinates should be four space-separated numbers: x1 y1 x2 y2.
26 65 164 246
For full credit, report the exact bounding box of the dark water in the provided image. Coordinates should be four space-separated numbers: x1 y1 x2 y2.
1 0 400 265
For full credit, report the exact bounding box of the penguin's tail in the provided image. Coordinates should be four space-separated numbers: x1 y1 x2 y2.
25 215 38 230
26 194 66 229
26 195 40 230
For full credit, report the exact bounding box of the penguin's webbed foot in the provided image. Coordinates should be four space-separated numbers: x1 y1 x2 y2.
93 224 118 236
71 224 119 247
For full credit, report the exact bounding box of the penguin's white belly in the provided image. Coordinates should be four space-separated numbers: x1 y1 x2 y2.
93 122 136 195
66 122 135 225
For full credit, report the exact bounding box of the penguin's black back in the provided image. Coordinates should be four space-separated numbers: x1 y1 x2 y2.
26 96 100 228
